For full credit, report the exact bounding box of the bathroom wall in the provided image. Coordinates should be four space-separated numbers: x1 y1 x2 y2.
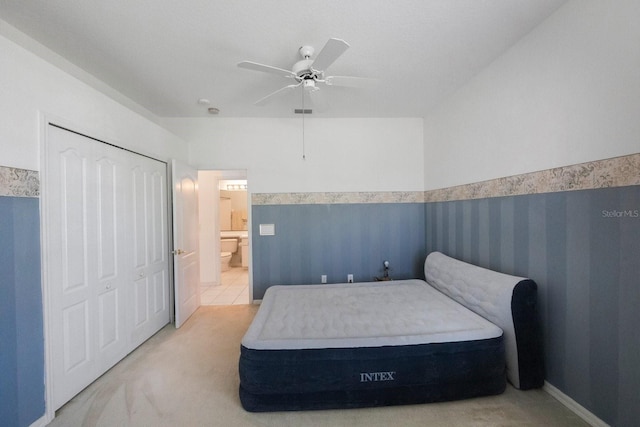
0 167 44 426
198 171 222 283
220 189 247 230
219 197 232 230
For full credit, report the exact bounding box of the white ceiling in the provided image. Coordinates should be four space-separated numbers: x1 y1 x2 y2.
0 0 568 118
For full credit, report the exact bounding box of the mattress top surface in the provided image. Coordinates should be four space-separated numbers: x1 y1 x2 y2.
242 279 503 350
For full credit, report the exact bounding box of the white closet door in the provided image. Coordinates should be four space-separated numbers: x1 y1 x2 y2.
46 127 128 409
44 125 169 410
129 156 170 346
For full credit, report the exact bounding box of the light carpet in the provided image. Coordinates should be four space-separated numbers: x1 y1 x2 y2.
49 305 589 427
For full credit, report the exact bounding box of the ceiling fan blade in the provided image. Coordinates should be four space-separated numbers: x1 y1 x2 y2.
255 83 301 106
238 61 296 79
310 38 350 72
324 75 378 89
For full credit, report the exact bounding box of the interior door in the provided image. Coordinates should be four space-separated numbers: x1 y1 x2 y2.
171 160 200 328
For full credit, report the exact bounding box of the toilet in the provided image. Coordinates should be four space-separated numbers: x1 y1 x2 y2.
220 238 238 272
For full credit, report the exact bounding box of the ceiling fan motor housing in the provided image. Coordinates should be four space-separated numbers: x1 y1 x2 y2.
292 58 320 81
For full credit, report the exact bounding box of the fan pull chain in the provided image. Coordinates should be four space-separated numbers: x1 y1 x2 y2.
301 86 306 160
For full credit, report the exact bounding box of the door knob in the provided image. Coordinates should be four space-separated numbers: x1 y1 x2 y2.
172 249 185 255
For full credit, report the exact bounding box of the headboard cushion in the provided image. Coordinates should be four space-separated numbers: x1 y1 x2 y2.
424 252 544 390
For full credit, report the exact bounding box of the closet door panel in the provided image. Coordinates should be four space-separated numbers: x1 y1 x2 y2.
152 270 167 314
59 149 88 293
96 158 118 281
150 170 166 264
131 167 148 270
47 130 96 410
129 156 169 346
97 288 119 349
61 301 90 373
147 166 169 324
94 150 128 372
133 277 150 327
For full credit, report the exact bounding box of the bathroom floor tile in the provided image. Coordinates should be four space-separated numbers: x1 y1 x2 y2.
201 267 249 306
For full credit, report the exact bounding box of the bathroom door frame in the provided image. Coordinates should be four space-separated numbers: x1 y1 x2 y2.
203 168 252 303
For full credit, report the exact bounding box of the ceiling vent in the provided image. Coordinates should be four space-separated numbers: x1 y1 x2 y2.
294 109 312 114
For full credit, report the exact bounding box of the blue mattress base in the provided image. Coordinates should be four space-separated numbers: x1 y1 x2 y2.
239 336 506 412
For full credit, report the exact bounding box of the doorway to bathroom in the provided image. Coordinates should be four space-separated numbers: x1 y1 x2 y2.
197 170 251 305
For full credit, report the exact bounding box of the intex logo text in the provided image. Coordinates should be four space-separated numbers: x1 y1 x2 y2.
602 209 639 218
360 371 396 382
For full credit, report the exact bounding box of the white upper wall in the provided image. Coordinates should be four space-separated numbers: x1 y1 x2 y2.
0 27 187 171
423 0 640 190
165 117 424 194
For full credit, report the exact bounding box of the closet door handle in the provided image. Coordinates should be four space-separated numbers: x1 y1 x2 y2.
172 249 185 255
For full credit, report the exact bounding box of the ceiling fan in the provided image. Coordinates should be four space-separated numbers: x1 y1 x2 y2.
237 38 374 108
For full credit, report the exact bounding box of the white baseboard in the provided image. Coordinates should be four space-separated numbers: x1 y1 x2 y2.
543 381 609 427
29 413 52 427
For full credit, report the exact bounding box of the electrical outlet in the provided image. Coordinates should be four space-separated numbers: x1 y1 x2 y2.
347 274 354 283
321 275 327 284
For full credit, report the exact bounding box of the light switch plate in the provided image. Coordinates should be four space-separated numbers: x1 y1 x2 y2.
259 223 275 236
